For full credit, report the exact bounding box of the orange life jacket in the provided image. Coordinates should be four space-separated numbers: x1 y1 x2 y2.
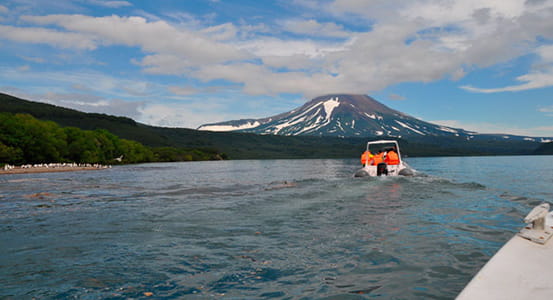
385 150 399 165
372 153 384 165
360 151 373 165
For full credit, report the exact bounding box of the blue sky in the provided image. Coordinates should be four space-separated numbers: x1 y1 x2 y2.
0 0 552 137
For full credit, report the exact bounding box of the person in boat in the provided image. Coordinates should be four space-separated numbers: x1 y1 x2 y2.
371 150 385 166
384 147 400 165
372 150 389 175
360 150 373 166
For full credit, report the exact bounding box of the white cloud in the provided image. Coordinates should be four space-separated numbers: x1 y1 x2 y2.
5 89 145 119
537 44 553 63
325 0 553 86
259 0 553 96
328 0 400 19
237 36 350 59
261 54 319 70
0 66 165 100
139 104 197 128
461 45 553 93
201 23 238 41
2 0 553 100
280 19 350 38
324 22 465 91
461 68 553 93
138 102 244 129
137 93 304 128
20 14 249 65
539 105 553 117
134 54 194 75
192 62 349 97
18 55 46 63
87 0 132 8
17 65 30 71
399 0 526 26
0 25 97 49
168 86 199 96
0 5 8 14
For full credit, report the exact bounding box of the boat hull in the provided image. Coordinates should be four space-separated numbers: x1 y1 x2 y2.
457 209 553 299
353 162 413 177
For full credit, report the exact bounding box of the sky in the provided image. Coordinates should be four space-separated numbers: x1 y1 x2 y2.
0 0 552 137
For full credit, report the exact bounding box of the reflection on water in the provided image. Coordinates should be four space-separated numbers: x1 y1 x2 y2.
1 156 552 298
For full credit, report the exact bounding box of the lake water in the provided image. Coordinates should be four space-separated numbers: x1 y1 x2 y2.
1 156 552 299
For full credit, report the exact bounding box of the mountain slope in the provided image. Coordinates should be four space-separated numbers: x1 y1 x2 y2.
534 142 553 155
198 94 473 137
199 94 550 144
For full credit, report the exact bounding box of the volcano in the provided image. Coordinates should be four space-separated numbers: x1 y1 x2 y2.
198 94 475 138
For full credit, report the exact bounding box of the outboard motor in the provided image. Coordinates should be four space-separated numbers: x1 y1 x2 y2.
377 163 388 176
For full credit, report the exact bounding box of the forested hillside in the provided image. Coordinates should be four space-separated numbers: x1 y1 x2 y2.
534 142 553 155
0 113 224 165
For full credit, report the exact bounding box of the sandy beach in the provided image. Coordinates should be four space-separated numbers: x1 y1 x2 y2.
0 165 111 175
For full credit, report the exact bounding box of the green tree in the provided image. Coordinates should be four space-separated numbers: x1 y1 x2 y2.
0 112 224 165
117 139 154 163
0 141 23 164
0 113 67 163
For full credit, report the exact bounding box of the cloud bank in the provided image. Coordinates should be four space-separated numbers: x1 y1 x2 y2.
1 0 552 134
0 0 551 99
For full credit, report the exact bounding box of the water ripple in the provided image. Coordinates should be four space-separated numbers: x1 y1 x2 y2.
1 157 552 298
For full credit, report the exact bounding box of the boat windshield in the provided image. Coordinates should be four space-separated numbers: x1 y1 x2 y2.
366 141 401 162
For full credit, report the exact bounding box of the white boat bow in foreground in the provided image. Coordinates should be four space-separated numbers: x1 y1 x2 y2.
457 203 553 299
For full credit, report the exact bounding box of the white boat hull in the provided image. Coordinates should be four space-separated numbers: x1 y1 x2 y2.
457 206 553 299
354 162 412 177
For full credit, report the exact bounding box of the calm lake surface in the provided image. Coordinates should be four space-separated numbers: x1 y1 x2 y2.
1 156 553 299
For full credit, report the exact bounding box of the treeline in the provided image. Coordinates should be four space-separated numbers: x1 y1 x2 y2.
0 113 224 165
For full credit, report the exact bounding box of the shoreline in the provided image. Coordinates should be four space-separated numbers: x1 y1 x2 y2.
0 164 111 175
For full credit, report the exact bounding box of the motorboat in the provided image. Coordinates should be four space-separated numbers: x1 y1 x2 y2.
353 140 414 177
457 203 553 299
